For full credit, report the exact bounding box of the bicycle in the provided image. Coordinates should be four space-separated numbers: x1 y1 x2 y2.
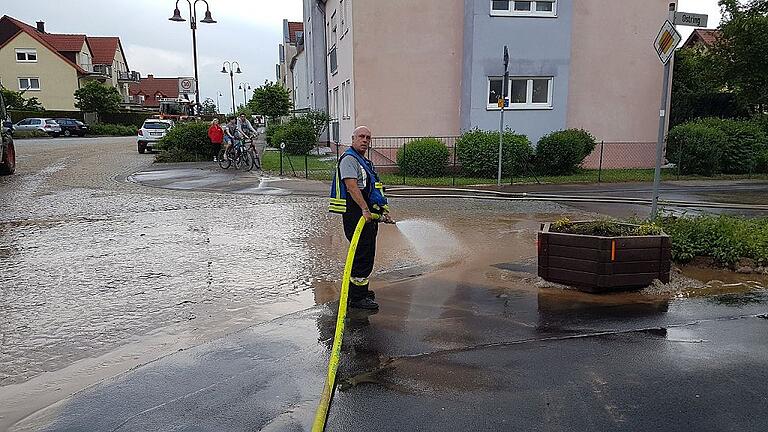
217 133 261 172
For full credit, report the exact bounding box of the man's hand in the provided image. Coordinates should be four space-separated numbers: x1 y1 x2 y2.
362 208 373 223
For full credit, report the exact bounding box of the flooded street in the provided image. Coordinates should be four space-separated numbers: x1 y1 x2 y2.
2 137 767 431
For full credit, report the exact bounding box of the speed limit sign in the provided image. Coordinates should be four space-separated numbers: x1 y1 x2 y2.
178 77 195 93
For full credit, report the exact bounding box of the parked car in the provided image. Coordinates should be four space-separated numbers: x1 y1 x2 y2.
54 118 88 137
1 92 15 175
14 118 61 137
137 119 174 153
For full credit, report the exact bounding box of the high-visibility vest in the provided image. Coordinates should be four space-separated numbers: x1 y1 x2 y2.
329 148 388 214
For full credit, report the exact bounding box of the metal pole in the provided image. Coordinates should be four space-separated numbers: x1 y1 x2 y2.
280 145 284 176
402 141 407 185
452 142 456 186
229 71 235 115
598 140 604 183
497 46 509 187
189 4 201 112
305 153 309 179
651 4 676 219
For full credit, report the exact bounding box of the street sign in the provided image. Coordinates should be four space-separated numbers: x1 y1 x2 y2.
674 12 708 28
178 77 196 94
653 21 681 65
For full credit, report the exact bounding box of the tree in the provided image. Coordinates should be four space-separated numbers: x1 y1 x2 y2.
247 81 292 119
74 81 121 114
714 0 768 113
304 110 331 140
200 98 218 115
0 88 45 111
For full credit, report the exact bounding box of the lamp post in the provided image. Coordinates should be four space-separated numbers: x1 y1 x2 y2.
169 0 216 114
216 92 222 114
221 61 241 115
238 82 251 109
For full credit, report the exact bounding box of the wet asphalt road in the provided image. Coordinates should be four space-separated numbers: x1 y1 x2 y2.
3 136 768 431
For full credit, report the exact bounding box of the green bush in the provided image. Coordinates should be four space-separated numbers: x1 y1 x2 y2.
12 130 50 139
396 138 450 177
155 122 214 162
666 122 726 176
661 216 768 267
756 149 768 174
272 117 316 155
697 118 766 174
265 123 283 147
89 123 137 136
456 128 533 177
534 129 597 175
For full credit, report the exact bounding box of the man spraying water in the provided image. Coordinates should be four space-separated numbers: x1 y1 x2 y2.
329 126 394 310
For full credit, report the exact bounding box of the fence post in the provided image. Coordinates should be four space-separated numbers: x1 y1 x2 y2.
402 140 407 185
280 143 284 176
598 140 604 183
677 139 683 181
305 153 309 179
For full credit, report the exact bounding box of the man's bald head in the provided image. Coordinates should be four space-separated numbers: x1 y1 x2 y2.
351 125 372 154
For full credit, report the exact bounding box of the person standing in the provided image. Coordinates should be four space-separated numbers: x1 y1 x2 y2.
329 126 393 310
207 118 224 160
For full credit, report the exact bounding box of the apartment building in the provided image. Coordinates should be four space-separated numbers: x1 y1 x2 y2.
277 21 304 100
313 0 677 167
0 16 139 110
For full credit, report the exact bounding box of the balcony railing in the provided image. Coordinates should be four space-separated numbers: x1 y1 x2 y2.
118 70 141 82
80 63 113 77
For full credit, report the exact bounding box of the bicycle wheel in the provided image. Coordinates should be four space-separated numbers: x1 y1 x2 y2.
241 149 253 171
218 148 231 169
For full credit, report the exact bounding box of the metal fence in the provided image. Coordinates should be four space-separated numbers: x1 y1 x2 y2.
265 137 768 186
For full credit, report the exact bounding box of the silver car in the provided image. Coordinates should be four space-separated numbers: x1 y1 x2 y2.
137 119 173 153
14 118 62 137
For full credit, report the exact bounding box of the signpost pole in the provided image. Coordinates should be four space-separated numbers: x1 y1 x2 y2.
650 3 679 219
497 46 509 187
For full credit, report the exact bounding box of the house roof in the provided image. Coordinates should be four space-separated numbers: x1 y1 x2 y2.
287 21 303 44
129 75 179 101
87 36 122 65
0 15 87 74
683 29 721 48
42 33 87 52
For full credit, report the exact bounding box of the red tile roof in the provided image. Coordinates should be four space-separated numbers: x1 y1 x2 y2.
0 15 87 74
87 36 120 65
288 21 303 44
42 33 87 52
129 76 180 107
683 29 721 48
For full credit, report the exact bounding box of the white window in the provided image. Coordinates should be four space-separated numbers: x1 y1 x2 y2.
487 77 552 109
330 11 338 47
490 0 557 17
333 87 340 120
15 48 37 62
340 0 346 34
18 77 41 91
341 82 346 119
343 79 351 119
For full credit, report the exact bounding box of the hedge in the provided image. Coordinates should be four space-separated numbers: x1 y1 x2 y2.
397 137 450 177
535 129 597 175
667 118 768 176
12 130 50 139
155 122 214 162
9 109 84 123
89 123 137 136
271 117 316 155
456 128 533 177
666 122 726 176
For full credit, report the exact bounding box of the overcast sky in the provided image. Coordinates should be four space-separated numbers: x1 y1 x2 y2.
4 0 720 111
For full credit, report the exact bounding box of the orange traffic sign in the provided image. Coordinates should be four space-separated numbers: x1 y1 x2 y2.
654 20 681 65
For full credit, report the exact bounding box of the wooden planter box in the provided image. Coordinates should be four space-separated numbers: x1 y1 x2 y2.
538 222 671 293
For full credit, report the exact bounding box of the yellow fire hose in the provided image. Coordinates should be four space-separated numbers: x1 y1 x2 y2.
312 215 367 431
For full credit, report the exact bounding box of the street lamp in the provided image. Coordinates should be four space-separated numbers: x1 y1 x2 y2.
216 92 222 114
221 61 241 114
238 82 251 108
169 0 216 114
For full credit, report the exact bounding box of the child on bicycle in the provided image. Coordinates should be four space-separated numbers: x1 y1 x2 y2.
222 117 239 161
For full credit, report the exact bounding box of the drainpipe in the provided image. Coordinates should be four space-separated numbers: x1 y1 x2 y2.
317 0 331 144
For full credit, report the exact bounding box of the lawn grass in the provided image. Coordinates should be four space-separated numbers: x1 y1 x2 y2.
260 153 768 186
